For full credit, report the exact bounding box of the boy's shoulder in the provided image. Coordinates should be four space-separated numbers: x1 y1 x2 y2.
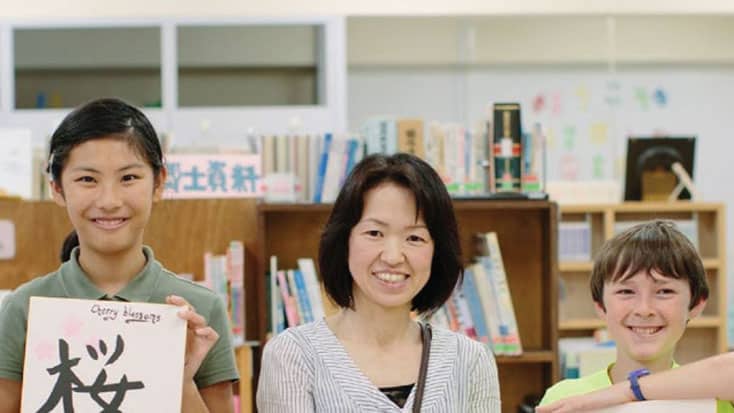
540 368 612 405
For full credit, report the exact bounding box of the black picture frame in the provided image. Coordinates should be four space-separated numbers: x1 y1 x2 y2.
623 136 696 201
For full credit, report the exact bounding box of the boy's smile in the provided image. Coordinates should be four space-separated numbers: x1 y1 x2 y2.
597 268 706 370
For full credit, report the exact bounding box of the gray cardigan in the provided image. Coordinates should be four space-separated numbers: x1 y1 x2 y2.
257 319 501 412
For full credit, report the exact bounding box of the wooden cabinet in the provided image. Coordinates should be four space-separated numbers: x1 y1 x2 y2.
254 200 559 413
558 202 727 362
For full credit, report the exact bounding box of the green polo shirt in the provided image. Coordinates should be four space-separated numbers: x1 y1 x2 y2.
0 246 239 388
540 362 734 412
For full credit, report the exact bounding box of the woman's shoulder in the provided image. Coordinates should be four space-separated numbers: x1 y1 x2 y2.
263 319 326 358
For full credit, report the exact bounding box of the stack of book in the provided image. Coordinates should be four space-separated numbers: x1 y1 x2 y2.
266 256 325 336
180 241 246 347
429 232 524 356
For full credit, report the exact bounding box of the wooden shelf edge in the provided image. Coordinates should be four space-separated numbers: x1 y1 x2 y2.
559 261 594 272
559 202 722 213
702 258 720 270
258 199 557 212
496 350 555 364
560 316 722 330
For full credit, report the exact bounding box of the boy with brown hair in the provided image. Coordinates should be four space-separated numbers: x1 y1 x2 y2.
539 220 734 412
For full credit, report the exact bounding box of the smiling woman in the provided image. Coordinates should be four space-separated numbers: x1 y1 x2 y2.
257 153 501 412
0 98 239 413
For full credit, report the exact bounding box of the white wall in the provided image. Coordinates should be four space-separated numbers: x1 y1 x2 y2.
348 16 734 65
5 0 734 18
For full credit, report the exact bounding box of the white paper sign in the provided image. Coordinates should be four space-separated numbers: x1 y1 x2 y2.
0 129 33 199
596 399 716 412
21 297 186 412
163 153 262 198
0 220 15 260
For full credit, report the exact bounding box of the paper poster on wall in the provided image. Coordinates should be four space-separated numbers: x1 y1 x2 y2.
536 94 547 112
592 154 606 179
21 297 186 412
551 92 562 115
0 129 33 199
604 80 621 107
653 88 668 107
595 399 715 413
575 86 590 111
0 220 15 260
560 153 580 180
634 87 650 110
590 123 609 145
562 126 576 150
546 128 557 150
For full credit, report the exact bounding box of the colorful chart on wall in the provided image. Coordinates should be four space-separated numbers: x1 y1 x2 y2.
21 297 186 412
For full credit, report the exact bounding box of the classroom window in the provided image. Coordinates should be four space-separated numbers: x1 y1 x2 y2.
176 24 322 107
13 27 162 109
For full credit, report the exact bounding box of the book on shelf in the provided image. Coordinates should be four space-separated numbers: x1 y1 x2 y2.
267 256 326 335
559 221 592 261
459 266 490 345
492 103 522 193
558 336 616 379
252 110 546 205
428 232 523 356
297 258 325 321
614 219 699 250
474 232 523 355
186 241 246 347
396 118 426 159
522 122 546 195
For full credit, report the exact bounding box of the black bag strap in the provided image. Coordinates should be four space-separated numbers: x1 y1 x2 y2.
413 322 432 413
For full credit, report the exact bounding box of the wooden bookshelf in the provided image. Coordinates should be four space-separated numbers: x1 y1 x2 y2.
2 198 559 412
255 200 559 413
0 198 260 412
558 202 727 363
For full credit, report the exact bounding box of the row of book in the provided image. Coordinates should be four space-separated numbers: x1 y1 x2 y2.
263 233 526 358
178 241 246 347
559 218 699 262
260 102 546 204
428 232 524 356
266 256 326 335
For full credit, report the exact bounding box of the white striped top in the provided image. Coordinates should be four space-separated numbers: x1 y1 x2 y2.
257 319 501 412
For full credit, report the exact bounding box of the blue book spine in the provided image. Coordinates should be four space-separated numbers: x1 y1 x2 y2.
293 270 314 323
312 133 332 203
342 138 360 186
461 267 490 344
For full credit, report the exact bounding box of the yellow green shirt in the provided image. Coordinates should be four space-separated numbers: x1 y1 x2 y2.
540 363 734 412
